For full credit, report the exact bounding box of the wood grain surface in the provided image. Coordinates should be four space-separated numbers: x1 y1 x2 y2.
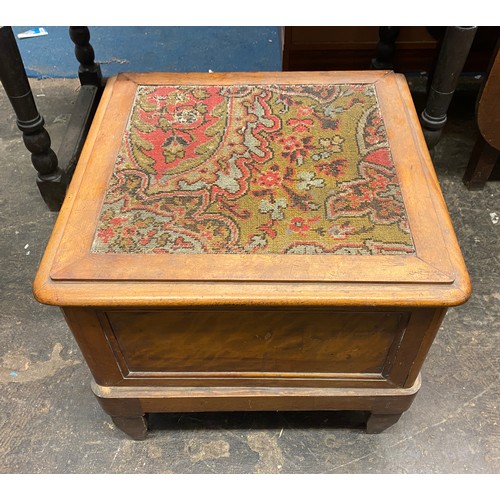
32 70 472 436
103 309 407 375
33 71 471 308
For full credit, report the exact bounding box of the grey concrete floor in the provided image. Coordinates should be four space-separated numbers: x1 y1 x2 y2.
0 77 498 474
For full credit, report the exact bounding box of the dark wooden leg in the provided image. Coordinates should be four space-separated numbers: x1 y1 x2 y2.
52 27 104 185
94 394 148 440
366 412 402 434
420 26 477 149
463 135 499 190
69 27 102 86
111 415 148 441
371 27 400 70
0 26 66 211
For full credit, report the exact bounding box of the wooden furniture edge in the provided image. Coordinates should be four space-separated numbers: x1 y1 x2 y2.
33 280 470 308
393 73 471 301
33 75 118 301
93 375 420 437
32 71 471 308
47 253 454 284
91 375 422 411
117 70 394 85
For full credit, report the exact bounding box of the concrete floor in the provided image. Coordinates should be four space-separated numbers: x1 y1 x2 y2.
0 77 498 474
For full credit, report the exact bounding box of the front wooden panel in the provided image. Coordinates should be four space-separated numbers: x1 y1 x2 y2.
101 309 409 377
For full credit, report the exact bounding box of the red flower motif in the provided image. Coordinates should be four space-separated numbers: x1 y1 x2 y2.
97 227 115 243
122 226 137 237
257 170 282 188
109 216 129 226
289 217 310 234
277 135 314 163
297 105 314 117
287 118 314 133
278 135 303 152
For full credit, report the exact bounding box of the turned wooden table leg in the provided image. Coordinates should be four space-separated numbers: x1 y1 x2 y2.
0 26 66 211
69 26 102 86
48 27 104 185
366 412 402 434
420 26 477 149
371 27 400 70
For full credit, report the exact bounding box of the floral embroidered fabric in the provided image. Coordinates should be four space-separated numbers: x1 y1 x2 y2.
92 84 415 255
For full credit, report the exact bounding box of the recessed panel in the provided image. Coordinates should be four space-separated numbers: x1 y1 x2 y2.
104 309 409 376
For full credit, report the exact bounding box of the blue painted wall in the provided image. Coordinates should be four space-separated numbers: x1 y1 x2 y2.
13 26 283 78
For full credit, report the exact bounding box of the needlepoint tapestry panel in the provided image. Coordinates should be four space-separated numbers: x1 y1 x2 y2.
92 84 415 255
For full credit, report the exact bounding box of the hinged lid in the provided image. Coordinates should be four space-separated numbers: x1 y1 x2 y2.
34 71 470 307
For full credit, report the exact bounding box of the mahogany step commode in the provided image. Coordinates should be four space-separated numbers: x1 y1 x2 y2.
34 71 471 439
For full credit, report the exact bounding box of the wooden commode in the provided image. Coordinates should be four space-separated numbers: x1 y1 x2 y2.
33 71 471 439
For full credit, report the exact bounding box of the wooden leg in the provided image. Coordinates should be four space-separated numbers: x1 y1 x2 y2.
366 412 402 434
371 27 400 70
463 135 499 190
0 26 66 211
69 27 102 86
57 27 104 183
111 415 148 441
94 393 148 440
420 26 477 149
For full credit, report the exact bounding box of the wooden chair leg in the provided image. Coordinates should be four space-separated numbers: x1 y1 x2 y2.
0 26 66 211
53 27 105 185
463 135 499 190
69 27 102 86
420 26 477 149
371 27 400 70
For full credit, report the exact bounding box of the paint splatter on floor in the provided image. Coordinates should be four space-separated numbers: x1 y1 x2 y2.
247 431 284 473
186 438 230 463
